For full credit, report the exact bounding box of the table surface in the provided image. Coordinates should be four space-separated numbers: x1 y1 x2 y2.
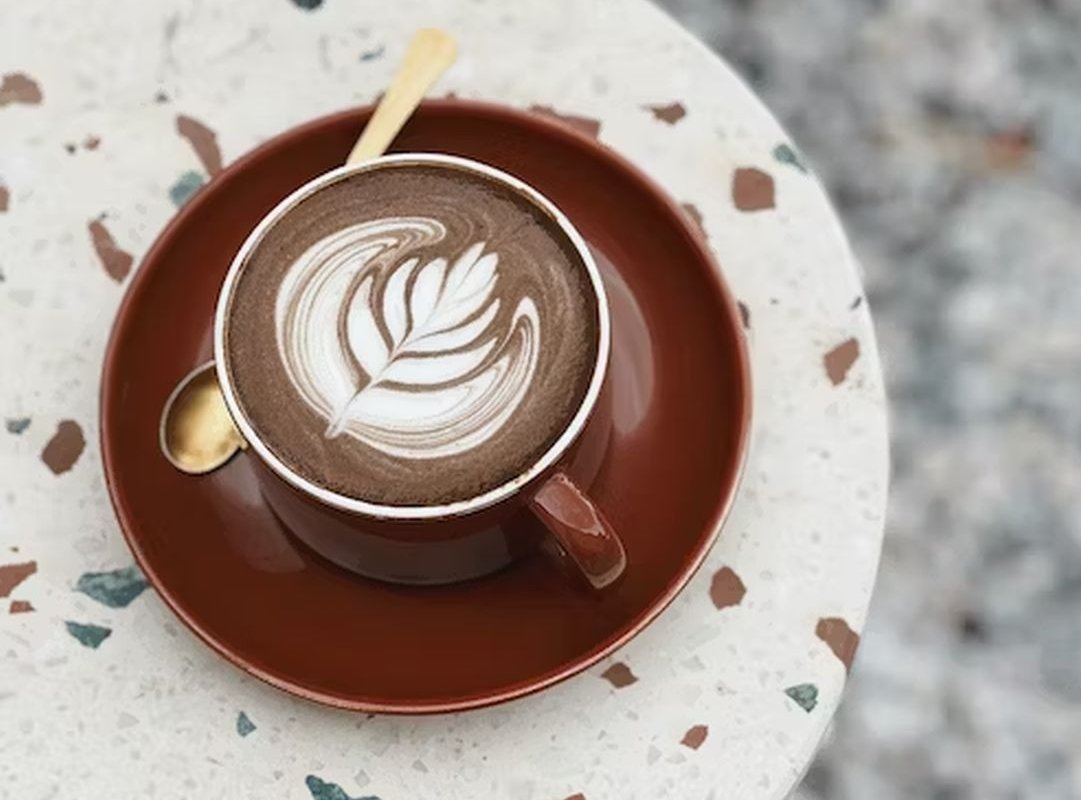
0 1 888 798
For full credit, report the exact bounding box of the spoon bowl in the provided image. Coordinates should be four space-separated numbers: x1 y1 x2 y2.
160 361 246 474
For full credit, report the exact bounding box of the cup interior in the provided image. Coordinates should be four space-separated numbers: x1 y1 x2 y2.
213 153 611 521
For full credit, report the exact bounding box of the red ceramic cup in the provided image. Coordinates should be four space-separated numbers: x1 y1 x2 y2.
213 154 625 590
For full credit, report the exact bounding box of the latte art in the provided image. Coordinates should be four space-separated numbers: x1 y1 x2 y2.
221 160 600 506
275 219 540 459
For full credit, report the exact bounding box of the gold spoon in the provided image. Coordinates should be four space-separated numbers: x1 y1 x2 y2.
160 28 457 475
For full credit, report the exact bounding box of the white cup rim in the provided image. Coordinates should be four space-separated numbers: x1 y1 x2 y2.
214 153 611 520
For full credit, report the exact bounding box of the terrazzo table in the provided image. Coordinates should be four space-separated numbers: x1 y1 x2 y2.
0 1 888 797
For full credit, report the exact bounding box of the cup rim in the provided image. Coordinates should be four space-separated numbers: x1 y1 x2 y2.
213 152 611 520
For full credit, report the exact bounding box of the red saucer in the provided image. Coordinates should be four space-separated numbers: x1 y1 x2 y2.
100 100 750 713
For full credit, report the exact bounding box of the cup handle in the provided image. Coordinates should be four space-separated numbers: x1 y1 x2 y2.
528 472 626 590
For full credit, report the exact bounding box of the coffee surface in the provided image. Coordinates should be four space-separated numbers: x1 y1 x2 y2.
222 161 599 506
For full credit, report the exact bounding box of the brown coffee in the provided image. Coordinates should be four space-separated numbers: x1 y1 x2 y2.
221 160 600 506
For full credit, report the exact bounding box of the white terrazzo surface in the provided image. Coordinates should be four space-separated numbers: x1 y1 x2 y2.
0 1 887 798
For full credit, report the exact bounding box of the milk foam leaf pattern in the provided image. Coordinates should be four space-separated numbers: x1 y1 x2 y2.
343 275 387 384
275 217 541 461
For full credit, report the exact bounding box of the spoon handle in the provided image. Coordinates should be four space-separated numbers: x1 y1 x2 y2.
346 28 457 165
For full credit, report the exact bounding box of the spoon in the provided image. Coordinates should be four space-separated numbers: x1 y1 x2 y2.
160 28 458 475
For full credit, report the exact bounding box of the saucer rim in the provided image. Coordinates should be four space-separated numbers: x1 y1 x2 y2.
99 98 752 713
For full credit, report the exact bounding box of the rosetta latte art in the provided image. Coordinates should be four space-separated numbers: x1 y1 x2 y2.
274 217 540 460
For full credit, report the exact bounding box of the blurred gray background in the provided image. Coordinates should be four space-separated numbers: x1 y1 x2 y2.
654 1 1081 798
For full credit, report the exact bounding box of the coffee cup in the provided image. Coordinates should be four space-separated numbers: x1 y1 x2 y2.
213 153 625 589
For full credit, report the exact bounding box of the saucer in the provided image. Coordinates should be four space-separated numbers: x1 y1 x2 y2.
100 100 750 713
